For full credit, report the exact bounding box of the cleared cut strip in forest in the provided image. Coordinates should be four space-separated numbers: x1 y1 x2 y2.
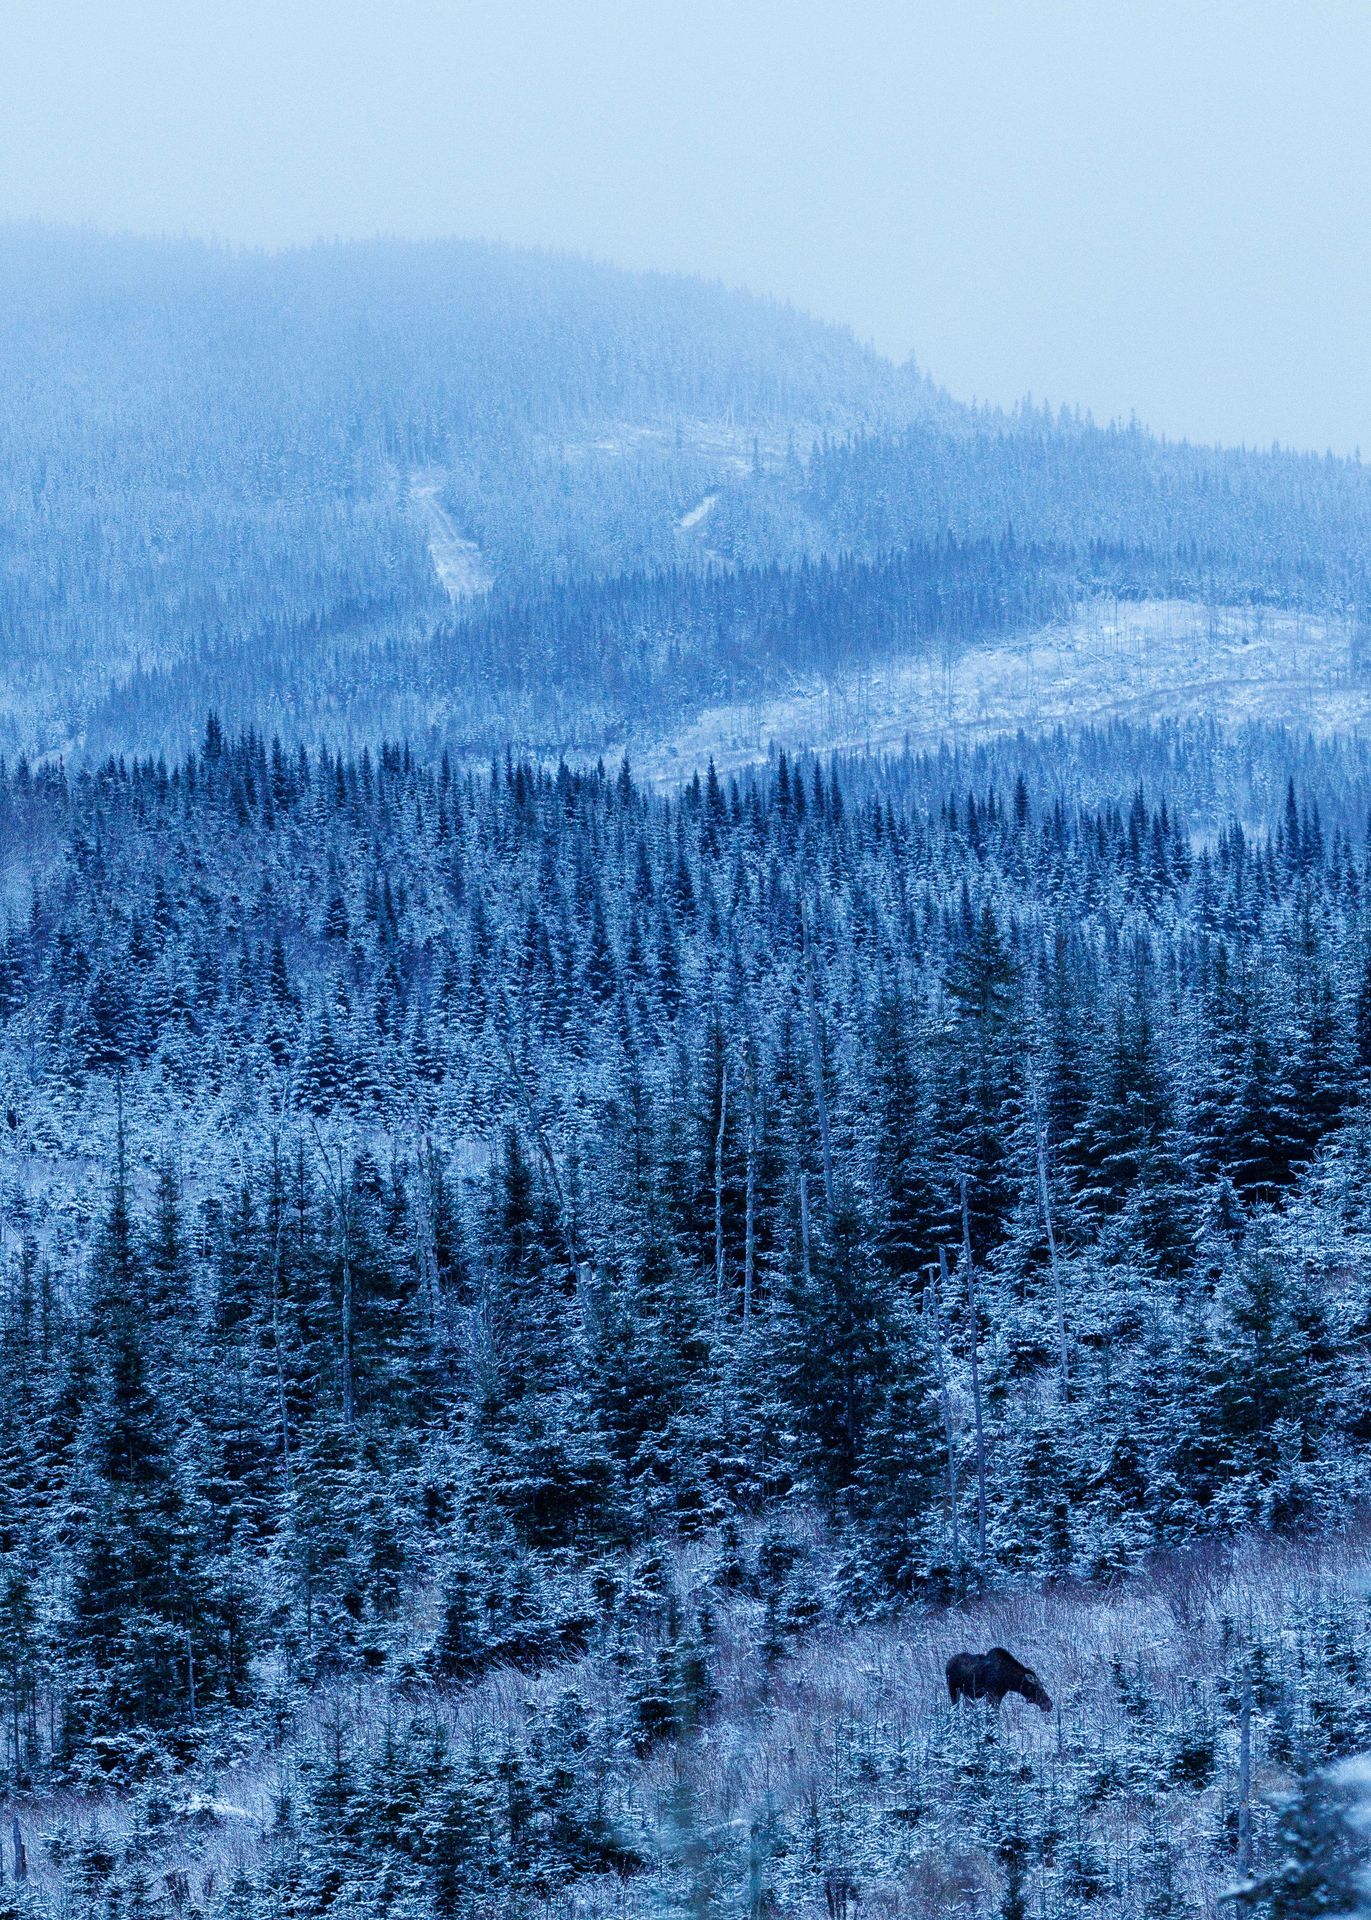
410 477 494 600
636 598 1365 784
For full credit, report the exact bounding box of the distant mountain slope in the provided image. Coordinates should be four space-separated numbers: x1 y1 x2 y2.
3 227 1371 765
82 540 1073 759
794 414 1371 602
0 226 938 755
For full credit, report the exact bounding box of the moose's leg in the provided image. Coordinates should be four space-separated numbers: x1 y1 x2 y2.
946 1656 970 1704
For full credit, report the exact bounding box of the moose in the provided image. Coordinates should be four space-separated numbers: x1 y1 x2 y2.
946 1647 1053 1713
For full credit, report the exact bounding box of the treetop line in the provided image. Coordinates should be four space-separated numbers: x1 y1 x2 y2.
3 714 1371 1912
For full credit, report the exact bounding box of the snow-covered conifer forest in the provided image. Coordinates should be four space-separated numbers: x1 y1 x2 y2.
5 229 1371 1916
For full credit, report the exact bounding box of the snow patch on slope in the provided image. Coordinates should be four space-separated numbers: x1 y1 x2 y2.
677 492 719 530
633 599 1365 786
409 478 493 601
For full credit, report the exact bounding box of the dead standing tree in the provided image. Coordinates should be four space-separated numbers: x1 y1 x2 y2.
714 1047 728 1315
959 1177 989 1565
266 1134 296 1485
743 1084 757 1331
801 909 836 1214
495 979 581 1276
729 972 764 1333
926 1257 961 1569
310 1123 356 1428
1037 1124 1071 1401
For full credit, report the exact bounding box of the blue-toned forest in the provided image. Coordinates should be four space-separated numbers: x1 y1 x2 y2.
2 230 1371 1916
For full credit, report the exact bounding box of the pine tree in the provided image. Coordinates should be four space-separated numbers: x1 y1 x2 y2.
68 1127 244 1742
1237 1762 1369 1916
869 985 941 1288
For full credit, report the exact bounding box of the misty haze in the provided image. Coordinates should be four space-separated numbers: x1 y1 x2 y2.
1 6 1371 1918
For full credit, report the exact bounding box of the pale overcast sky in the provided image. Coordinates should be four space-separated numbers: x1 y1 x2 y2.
1 0 1368 453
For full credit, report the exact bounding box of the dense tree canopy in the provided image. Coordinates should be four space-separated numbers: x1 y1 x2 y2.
3 720 1371 1909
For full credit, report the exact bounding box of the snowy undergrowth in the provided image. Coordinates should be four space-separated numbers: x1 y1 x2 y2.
12 1520 1371 1918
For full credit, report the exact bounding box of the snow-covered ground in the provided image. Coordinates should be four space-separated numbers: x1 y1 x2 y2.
557 417 771 472
635 599 1366 785
677 491 719 530
14 1517 1368 1916
409 478 493 600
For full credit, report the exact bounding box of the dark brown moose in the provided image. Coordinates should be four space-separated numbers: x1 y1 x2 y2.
946 1647 1053 1712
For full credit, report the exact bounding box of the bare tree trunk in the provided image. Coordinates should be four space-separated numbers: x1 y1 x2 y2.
414 1136 456 1366
743 1100 756 1331
929 1256 961 1567
960 1178 988 1564
339 1153 355 1429
414 1139 441 1336
495 980 579 1272
714 1061 728 1313
1237 1678 1253 1878
802 917 835 1212
799 1171 813 1292
1038 1127 1071 1401
267 1138 294 1487
310 1126 355 1429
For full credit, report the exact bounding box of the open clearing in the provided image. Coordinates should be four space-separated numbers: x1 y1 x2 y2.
409 477 493 600
636 599 1368 784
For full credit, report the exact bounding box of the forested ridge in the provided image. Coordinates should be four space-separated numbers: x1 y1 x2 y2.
800 416 1371 605
0 228 931 760
5 720 1371 1911
6 230 1371 765
8 223 1371 1917
89 539 1079 759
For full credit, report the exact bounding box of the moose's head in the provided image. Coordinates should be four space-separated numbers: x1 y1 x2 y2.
1018 1665 1053 1713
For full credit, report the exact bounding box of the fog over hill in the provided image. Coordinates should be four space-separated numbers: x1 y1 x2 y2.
8 225 1371 1920
0 227 935 757
3 227 1371 767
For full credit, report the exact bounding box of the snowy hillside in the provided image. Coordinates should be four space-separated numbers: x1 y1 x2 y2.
8 226 1371 1920
637 598 1370 784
